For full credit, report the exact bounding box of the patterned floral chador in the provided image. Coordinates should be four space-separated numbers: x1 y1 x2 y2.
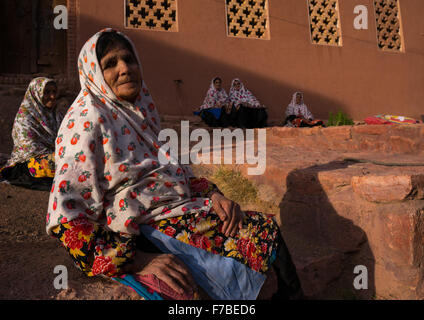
0 77 62 189
47 29 302 300
284 92 323 128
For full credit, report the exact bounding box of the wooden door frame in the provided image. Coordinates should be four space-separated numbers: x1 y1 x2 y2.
66 0 78 88
0 0 78 88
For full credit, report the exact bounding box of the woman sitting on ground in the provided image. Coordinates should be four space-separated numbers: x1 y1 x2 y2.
0 77 63 190
194 77 231 127
284 92 324 128
47 28 303 300
228 78 268 128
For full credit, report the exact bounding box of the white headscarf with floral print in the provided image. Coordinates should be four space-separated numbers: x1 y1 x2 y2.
228 78 261 108
286 91 313 120
47 29 212 236
199 77 229 110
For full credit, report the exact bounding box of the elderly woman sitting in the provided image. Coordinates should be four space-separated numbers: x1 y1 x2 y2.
227 79 268 129
0 77 62 190
284 92 324 128
194 77 231 127
47 29 302 300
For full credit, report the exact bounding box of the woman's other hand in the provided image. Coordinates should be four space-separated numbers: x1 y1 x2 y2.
126 251 198 295
210 192 245 237
224 103 232 114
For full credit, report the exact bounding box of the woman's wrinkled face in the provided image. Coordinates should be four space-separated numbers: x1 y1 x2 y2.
296 93 302 104
100 44 142 103
213 79 222 90
234 80 241 91
42 83 58 108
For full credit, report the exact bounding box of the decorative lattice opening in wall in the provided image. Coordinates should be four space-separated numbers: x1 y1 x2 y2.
225 0 270 40
125 0 178 32
307 0 342 46
373 0 404 52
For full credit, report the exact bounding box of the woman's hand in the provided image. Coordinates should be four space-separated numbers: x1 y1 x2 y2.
125 251 198 295
224 104 232 114
210 192 245 237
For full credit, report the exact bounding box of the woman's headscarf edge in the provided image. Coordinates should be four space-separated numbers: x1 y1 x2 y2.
76 28 161 133
78 28 144 106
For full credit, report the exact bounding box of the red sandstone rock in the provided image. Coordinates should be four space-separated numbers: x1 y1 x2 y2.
351 175 424 203
351 125 391 136
390 126 421 140
289 243 345 298
321 126 352 141
389 136 419 154
371 204 424 299
199 125 424 299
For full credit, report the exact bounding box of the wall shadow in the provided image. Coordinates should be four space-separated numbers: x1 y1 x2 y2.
279 161 375 300
75 14 349 121
0 13 349 155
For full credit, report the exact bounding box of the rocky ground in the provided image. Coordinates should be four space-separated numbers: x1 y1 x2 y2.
0 85 423 300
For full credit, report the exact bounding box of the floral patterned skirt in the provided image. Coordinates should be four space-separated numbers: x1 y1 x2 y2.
27 153 55 178
52 209 281 276
51 207 286 299
0 154 54 191
51 218 136 278
150 209 281 274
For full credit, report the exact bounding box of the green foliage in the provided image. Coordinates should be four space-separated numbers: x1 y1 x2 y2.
327 111 354 127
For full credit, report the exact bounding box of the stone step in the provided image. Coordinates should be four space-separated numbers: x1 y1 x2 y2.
281 228 349 299
191 124 424 299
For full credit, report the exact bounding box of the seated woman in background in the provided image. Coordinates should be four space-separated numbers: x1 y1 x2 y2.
284 92 324 128
194 77 231 127
0 77 63 190
47 28 303 301
228 78 268 128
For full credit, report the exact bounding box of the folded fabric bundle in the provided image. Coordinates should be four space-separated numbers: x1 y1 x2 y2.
365 115 420 125
113 274 196 300
134 274 196 300
112 274 163 300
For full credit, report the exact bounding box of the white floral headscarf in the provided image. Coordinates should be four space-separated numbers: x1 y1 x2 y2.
47 29 211 236
228 78 261 108
199 77 229 110
4 77 62 168
285 91 314 120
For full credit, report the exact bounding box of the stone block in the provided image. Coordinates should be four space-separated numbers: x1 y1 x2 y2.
352 174 424 203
